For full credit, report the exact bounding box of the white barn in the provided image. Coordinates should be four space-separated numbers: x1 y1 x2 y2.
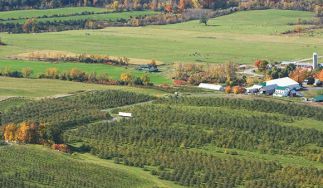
198 83 224 91
265 77 301 90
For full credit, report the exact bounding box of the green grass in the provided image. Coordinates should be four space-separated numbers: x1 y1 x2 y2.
1 10 156 24
0 7 107 20
77 153 184 188
0 77 167 97
282 118 323 131
191 144 323 169
1 9 322 64
0 145 180 188
0 59 171 84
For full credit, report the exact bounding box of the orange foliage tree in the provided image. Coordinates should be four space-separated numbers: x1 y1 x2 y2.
318 70 323 82
178 0 185 11
225 86 231 93
233 86 246 94
289 68 308 84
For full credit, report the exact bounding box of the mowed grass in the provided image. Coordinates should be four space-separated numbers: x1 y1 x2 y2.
0 59 171 84
0 7 107 20
78 153 184 188
192 145 323 169
1 10 157 24
1 9 322 64
0 77 167 97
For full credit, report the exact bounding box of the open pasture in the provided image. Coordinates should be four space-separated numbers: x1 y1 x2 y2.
0 7 107 20
0 9 156 24
0 77 167 97
1 9 322 65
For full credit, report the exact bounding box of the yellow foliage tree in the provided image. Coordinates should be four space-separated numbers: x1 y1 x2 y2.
4 123 17 142
45 67 59 79
120 73 132 84
21 67 33 78
16 122 31 143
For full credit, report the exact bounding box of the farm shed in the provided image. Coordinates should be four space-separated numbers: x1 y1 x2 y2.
118 112 132 117
313 95 323 102
198 83 224 91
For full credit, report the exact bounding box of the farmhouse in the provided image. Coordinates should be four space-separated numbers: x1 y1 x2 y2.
198 83 224 91
273 86 292 97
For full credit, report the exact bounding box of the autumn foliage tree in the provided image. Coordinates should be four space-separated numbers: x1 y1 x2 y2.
225 86 231 93
289 68 309 84
120 72 133 84
3 123 17 142
318 70 323 82
233 86 245 94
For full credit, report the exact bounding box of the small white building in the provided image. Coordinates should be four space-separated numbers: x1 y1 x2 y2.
118 112 132 117
198 83 224 91
273 87 291 97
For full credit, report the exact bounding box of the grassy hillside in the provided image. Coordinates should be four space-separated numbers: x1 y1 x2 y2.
1 9 322 65
0 145 181 188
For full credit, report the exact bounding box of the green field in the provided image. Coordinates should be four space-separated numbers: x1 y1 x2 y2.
0 77 167 97
0 9 156 24
0 59 171 84
1 9 322 65
0 7 107 20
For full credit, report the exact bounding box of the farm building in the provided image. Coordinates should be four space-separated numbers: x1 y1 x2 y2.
265 77 301 90
118 112 132 117
273 87 295 97
198 83 224 91
247 77 301 96
313 95 323 102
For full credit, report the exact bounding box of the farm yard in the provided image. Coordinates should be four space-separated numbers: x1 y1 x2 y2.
0 1 323 187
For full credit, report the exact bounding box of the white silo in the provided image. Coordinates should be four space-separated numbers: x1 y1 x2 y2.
313 52 318 69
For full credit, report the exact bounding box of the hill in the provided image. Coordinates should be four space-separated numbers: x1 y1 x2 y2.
1 9 321 65
0 145 181 188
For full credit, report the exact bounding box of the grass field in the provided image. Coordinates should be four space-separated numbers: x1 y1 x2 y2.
1 9 322 65
0 59 171 84
0 7 107 20
0 77 167 97
0 9 156 24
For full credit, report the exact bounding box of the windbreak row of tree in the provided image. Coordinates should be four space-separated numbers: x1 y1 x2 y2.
64 101 323 187
0 17 128 33
1 90 154 143
0 146 145 188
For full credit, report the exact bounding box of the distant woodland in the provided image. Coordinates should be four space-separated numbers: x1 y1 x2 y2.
0 0 323 11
